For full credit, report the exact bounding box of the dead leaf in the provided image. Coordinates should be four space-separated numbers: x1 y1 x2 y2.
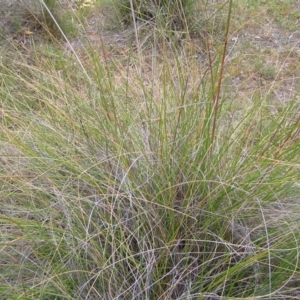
24 30 34 35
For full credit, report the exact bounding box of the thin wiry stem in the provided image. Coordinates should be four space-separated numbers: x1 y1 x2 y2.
211 0 233 142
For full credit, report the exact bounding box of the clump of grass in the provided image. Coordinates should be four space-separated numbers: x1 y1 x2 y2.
20 0 77 40
1 0 300 299
110 0 215 45
107 0 229 51
113 0 195 29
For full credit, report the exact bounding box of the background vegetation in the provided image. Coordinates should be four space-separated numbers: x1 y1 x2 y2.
1 0 300 299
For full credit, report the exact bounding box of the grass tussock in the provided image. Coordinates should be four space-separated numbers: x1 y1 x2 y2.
1 0 300 299
3 0 78 41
